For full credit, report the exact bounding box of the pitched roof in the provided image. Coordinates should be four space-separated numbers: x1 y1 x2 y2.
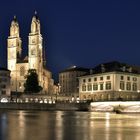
59 66 89 73
90 61 140 74
17 56 28 63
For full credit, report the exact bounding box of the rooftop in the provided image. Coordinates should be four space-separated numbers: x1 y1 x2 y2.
90 61 140 74
59 66 89 73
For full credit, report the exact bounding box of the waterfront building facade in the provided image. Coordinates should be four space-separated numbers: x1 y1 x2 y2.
7 13 54 94
0 68 11 97
79 61 140 101
59 66 89 97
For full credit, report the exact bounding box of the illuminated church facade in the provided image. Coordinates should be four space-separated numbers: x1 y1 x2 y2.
7 12 54 93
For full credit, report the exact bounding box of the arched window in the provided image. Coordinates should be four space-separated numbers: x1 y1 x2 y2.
20 66 25 76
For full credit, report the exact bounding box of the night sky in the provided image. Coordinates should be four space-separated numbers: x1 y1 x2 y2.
0 0 140 80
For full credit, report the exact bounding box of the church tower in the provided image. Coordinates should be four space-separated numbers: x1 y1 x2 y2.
28 11 43 86
7 16 22 91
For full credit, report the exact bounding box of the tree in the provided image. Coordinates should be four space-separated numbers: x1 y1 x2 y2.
24 69 42 93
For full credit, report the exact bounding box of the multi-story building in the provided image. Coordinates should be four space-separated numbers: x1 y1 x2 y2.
0 68 10 97
79 61 140 101
59 66 89 97
7 12 54 94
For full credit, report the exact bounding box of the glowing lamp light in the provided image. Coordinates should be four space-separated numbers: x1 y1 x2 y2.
1 98 8 103
119 89 122 92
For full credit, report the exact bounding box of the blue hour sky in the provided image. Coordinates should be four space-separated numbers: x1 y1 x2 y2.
0 0 140 80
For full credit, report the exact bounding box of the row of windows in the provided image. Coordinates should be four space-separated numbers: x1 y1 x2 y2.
60 72 84 79
82 82 112 91
83 76 137 83
82 82 138 92
60 79 79 83
120 82 137 91
120 76 137 81
83 76 110 83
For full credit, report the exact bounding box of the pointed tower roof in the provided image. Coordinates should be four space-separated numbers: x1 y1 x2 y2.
30 11 41 34
32 10 39 21
11 15 19 26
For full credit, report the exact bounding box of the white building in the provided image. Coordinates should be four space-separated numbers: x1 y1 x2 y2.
79 61 140 101
0 68 11 97
7 12 54 94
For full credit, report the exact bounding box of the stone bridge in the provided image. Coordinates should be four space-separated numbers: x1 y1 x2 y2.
90 101 140 112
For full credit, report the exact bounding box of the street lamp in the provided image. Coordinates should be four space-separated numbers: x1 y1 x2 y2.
118 89 122 101
56 83 61 101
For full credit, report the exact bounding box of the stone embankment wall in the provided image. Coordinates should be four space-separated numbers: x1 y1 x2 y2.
0 102 90 111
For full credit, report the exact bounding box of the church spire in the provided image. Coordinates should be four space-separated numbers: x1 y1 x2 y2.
13 15 17 21
35 10 37 15
31 11 40 34
10 15 19 37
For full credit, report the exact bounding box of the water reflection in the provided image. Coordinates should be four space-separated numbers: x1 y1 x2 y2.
0 111 140 140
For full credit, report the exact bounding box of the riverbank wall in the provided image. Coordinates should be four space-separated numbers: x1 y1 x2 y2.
0 102 90 111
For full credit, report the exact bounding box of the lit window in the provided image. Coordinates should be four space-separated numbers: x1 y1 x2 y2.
132 83 137 91
87 84 92 91
106 82 111 90
93 84 98 90
120 82 125 90
126 82 131 90
133 77 137 81
82 84 86 91
100 83 104 90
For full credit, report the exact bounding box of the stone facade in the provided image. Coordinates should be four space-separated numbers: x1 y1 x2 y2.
7 12 54 94
0 68 11 97
59 66 89 97
79 61 140 101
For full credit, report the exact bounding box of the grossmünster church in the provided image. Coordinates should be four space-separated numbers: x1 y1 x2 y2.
7 12 54 94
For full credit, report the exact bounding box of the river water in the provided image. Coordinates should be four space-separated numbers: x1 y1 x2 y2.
0 110 140 140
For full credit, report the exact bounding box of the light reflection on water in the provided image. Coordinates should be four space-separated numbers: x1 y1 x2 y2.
0 111 140 140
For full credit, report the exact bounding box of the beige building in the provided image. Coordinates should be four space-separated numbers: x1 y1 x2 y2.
0 68 11 97
59 66 89 97
7 12 54 94
79 61 140 101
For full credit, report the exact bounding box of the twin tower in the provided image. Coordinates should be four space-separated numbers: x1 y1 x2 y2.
7 12 52 93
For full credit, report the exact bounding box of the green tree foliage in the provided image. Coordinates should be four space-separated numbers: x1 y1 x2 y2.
24 69 42 93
